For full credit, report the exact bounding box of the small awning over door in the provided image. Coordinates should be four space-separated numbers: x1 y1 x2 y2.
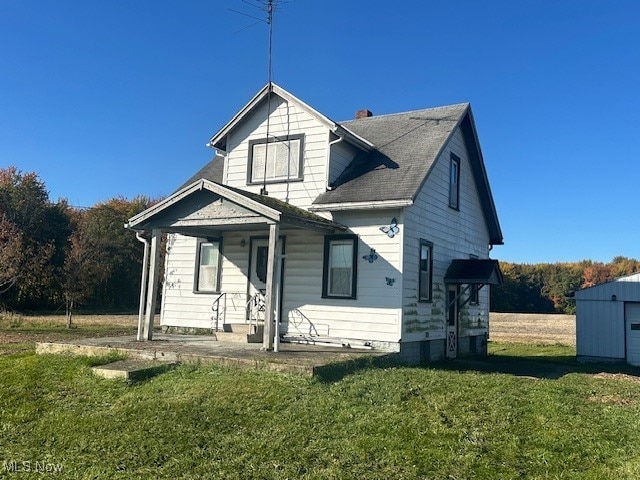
444 259 503 285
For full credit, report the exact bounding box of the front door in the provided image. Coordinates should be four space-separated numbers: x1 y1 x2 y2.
446 286 459 359
248 238 284 323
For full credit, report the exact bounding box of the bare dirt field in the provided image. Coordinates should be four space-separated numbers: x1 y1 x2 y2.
490 312 575 346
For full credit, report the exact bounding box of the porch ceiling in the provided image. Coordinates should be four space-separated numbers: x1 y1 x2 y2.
126 179 346 236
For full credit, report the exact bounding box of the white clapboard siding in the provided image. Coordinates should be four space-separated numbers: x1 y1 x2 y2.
223 95 330 209
161 233 251 328
162 219 403 343
402 127 491 341
280 218 403 343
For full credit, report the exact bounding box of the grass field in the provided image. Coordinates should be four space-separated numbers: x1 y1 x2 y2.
0 312 138 355
2 313 640 479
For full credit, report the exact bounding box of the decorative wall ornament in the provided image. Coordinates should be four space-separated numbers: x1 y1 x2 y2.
362 248 378 263
380 217 400 238
385 277 396 286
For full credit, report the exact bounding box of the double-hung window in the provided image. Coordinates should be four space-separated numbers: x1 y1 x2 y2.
322 235 358 299
248 134 304 184
195 239 222 293
449 153 460 209
419 240 433 302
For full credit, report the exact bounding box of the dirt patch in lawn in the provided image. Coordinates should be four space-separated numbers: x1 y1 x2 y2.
490 312 575 346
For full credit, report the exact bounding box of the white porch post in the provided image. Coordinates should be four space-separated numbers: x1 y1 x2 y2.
262 222 279 351
135 233 150 341
142 228 161 341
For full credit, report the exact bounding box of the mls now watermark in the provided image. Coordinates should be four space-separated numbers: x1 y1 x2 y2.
3 460 64 474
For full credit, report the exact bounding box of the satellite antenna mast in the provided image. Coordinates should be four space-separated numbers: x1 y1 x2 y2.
261 0 275 195
229 0 289 195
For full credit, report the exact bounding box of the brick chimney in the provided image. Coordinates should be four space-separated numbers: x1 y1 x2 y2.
355 109 373 119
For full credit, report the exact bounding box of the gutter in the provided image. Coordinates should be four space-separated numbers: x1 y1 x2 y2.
325 134 345 191
309 199 413 212
333 125 373 152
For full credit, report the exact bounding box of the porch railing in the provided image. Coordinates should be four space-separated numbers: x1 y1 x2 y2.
211 293 227 332
210 291 266 334
247 291 266 335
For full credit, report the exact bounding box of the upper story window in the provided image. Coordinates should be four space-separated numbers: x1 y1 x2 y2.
248 134 304 184
449 153 460 210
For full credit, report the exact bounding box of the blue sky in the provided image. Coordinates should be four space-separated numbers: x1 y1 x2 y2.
1 0 639 264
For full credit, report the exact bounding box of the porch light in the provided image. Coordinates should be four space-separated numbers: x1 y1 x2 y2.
240 239 246 248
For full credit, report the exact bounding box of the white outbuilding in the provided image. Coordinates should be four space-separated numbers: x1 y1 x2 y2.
575 273 640 365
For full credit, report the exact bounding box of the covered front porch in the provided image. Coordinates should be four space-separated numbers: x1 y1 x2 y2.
125 179 345 352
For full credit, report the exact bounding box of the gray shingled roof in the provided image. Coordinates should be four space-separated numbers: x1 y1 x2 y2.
176 100 502 245
176 155 224 191
313 103 469 205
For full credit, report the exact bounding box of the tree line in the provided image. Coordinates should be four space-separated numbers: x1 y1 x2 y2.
491 256 640 314
0 167 154 319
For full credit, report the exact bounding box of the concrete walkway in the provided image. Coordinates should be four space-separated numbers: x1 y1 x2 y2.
36 334 389 376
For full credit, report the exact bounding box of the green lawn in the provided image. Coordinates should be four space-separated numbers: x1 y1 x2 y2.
2 344 640 479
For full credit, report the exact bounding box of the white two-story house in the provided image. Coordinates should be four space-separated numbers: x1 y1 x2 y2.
126 83 503 363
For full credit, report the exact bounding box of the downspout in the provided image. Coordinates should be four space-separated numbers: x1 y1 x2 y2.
136 232 150 342
325 133 345 191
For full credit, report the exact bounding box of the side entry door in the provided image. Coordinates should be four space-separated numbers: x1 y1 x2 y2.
446 285 459 359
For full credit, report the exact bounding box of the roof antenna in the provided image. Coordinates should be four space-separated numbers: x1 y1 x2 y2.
229 1 290 196
261 0 275 195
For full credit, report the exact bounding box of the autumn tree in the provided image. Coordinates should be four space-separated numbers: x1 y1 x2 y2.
0 215 26 295
0 167 71 309
66 196 154 311
580 261 614 289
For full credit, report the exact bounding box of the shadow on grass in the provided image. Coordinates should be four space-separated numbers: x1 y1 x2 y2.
440 354 640 380
314 355 401 383
314 352 640 383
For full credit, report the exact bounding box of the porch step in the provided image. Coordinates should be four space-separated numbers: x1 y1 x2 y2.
215 324 264 343
91 359 175 381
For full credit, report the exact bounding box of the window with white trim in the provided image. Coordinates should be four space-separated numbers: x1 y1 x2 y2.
195 239 221 293
248 134 304 184
449 153 460 209
322 235 357 299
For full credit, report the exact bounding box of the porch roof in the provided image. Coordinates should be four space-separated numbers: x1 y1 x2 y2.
444 259 503 285
125 179 346 235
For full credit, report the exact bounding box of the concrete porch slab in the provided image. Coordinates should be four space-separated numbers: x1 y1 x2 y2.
36 334 390 377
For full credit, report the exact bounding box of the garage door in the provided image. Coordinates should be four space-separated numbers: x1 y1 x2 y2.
625 303 640 366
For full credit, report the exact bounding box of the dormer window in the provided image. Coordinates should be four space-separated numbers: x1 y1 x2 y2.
248 134 304 184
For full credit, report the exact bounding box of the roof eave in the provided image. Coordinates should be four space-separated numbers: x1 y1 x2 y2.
309 199 413 212
333 125 374 151
208 83 370 151
125 179 282 231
